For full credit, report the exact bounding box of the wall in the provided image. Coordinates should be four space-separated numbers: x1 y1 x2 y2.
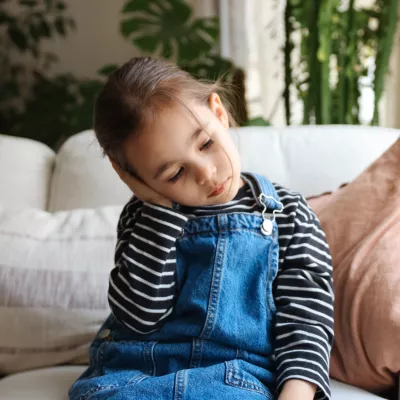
42 0 216 79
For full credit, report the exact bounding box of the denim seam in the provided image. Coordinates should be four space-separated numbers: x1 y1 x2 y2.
78 384 119 400
96 342 106 375
77 374 148 400
225 360 272 399
181 210 264 221
266 225 279 320
150 341 157 376
266 235 274 322
183 228 271 238
236 348 248 361
143 341 157 376
104 340 147 345
174 369 187 400
200 214 227 339
127 373 148 385
242 174 264 208
189 338 203 369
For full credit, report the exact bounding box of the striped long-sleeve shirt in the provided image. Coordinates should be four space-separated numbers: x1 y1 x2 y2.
109 178 334 400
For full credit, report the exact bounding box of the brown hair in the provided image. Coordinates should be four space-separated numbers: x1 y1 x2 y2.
93 56 236 176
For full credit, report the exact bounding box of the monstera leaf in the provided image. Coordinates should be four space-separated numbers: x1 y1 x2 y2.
120 0 218 62
180 55 236 82
181 55 251 126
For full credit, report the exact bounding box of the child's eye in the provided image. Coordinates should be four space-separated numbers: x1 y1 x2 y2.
200 139 213 151
168 167 184 183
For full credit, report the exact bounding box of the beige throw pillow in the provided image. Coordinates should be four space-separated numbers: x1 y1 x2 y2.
0 205 120 374
308 138 400 392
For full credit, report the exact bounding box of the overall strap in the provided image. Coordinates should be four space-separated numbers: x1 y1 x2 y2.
242 172 283 236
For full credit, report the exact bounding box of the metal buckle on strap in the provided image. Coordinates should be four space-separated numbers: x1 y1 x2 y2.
258 193 283 236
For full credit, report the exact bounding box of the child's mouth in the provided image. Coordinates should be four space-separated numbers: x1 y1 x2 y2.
208 179 229 198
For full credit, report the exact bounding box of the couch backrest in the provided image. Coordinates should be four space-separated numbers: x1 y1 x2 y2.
0 135 55 210
0 125 398 211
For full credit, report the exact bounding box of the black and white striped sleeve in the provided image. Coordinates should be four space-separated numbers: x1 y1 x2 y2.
108 196 188 335
274 185 334 400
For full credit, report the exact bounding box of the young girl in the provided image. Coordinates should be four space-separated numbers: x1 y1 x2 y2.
69 57 333 400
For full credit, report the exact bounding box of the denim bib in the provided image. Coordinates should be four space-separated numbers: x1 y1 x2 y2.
70 173 283 400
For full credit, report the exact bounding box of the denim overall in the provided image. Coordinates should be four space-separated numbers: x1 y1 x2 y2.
69 173 283 400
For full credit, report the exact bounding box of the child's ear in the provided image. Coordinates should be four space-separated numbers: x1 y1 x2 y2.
208 92 229 128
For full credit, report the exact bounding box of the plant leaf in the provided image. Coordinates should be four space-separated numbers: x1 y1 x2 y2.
0 11 16 24
133 35 159 53
193 17 219 41
122 0 160 17
38 19 51 37
7 27 28 51
246 117 271 126
54 16 66 36
161 40 173 59
19 0 37 7
97 64 119 77
121 0 216 60
29 23 40 41
120 17 154 37
67 17 76 30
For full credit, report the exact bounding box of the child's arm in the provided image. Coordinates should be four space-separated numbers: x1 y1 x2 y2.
274 188 334 400
109 195 188 334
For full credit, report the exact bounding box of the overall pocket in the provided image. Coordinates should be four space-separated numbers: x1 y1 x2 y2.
69 340 153 400
97 314 157 378
99 338 157 376
225 359 274 399
69 314 158 400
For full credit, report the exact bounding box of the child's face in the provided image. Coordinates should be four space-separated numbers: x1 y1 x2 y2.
122 93 244 207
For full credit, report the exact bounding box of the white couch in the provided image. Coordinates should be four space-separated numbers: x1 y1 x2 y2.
0 125 398 400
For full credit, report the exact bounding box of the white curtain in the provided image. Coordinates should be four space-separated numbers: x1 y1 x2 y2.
218 0 400 128
219 0 287 125
382 4 400 129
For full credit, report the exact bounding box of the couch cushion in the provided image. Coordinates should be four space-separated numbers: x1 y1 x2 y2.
46 126 399 212
0 367 386 400
0 204 120 374
47 130 131 212
308 138 400 392
236 125 399 197
0 366 86 400
0 134 55 210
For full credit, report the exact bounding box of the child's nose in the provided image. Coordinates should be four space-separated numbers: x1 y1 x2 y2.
195 163 216 185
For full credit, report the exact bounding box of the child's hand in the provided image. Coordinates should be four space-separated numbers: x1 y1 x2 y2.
110 160 173 208
278 379 316 400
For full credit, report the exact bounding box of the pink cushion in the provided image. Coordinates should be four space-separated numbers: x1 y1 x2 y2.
308 138 400 392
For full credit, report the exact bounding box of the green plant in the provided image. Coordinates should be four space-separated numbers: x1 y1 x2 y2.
1 0 267 149
284 0 399 125
0 0 70 139
372 0 399 124
120 0 268 126
11 72 105 148
0 0 107 149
